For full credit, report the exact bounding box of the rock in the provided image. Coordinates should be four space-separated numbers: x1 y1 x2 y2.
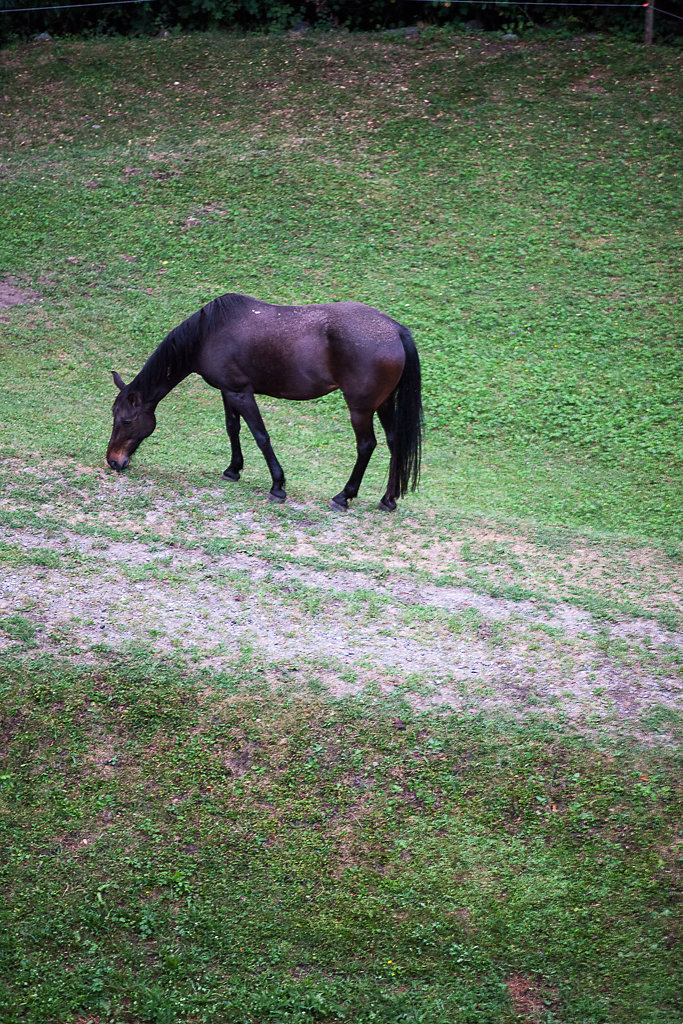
35 33 53 43
503 33 519 41
383 26 420 39
288 21 309 37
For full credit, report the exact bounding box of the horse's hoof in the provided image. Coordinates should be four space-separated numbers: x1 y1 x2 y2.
222 469 240 481
268 492 286 504
378 498 397 512
329 498 348 512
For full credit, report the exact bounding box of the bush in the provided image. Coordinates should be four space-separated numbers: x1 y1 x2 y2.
2 0 679 46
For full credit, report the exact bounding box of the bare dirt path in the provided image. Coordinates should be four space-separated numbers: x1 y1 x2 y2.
1 456 681 737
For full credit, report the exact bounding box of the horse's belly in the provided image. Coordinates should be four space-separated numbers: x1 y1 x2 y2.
230 336 339 400
255 374 338 402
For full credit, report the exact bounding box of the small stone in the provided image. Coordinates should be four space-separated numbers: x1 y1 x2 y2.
288 21 309 37
383 26 420 39
35 32 53 43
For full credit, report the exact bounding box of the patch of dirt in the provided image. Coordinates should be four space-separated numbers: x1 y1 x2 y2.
570 72 609 96
371 523 683 620
2 524 681 651
57 829 107 850
0 528 680 727
0 711 26 756
0 457 680 736
87 738 122 779
505 974 556 1020
0 278 42 309
182 203 229 230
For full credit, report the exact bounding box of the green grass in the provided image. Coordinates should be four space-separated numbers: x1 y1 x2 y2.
0 613 39 644
0 653 680 1024
1 28 682 1024
0 29 681 537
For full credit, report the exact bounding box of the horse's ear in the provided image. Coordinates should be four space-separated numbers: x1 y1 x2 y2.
112 371 126 391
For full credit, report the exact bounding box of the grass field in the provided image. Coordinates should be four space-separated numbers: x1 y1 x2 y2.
0 27 681 1024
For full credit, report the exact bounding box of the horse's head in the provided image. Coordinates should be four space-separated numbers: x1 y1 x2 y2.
106 371 157 472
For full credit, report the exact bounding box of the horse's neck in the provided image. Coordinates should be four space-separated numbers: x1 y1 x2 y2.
133 332 197 405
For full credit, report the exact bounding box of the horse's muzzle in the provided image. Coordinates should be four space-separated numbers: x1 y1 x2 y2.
107 455 130 472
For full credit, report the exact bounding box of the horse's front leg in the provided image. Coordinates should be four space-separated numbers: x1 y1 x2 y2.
222 390 286 503
330 408 377 511
221 392 244 481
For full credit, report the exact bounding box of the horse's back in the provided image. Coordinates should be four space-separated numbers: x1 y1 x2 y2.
198 294 406 403
215 294 402 339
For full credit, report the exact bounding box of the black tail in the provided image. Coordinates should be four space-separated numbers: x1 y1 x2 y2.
390 325 424 498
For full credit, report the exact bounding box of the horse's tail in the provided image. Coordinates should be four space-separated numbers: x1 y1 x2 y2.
389 325 424 498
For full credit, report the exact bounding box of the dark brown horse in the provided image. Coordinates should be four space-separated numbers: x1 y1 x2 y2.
107 293 423 510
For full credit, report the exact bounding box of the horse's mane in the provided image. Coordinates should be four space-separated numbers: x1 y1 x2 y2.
132 293 250 397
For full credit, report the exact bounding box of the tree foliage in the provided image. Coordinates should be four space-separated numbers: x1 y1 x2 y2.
1 0 680 45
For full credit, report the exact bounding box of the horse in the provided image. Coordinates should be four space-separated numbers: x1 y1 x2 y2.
106 293 424 511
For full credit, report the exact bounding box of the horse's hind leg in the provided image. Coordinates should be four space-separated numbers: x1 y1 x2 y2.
330 408 377 511
376 396 398 511
221 392 244 481
223 390 287 503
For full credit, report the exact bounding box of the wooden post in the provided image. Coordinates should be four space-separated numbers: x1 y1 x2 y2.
645 2 654 45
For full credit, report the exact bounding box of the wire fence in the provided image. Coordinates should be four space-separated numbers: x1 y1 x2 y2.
0 0 675 11
1 0 155 12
